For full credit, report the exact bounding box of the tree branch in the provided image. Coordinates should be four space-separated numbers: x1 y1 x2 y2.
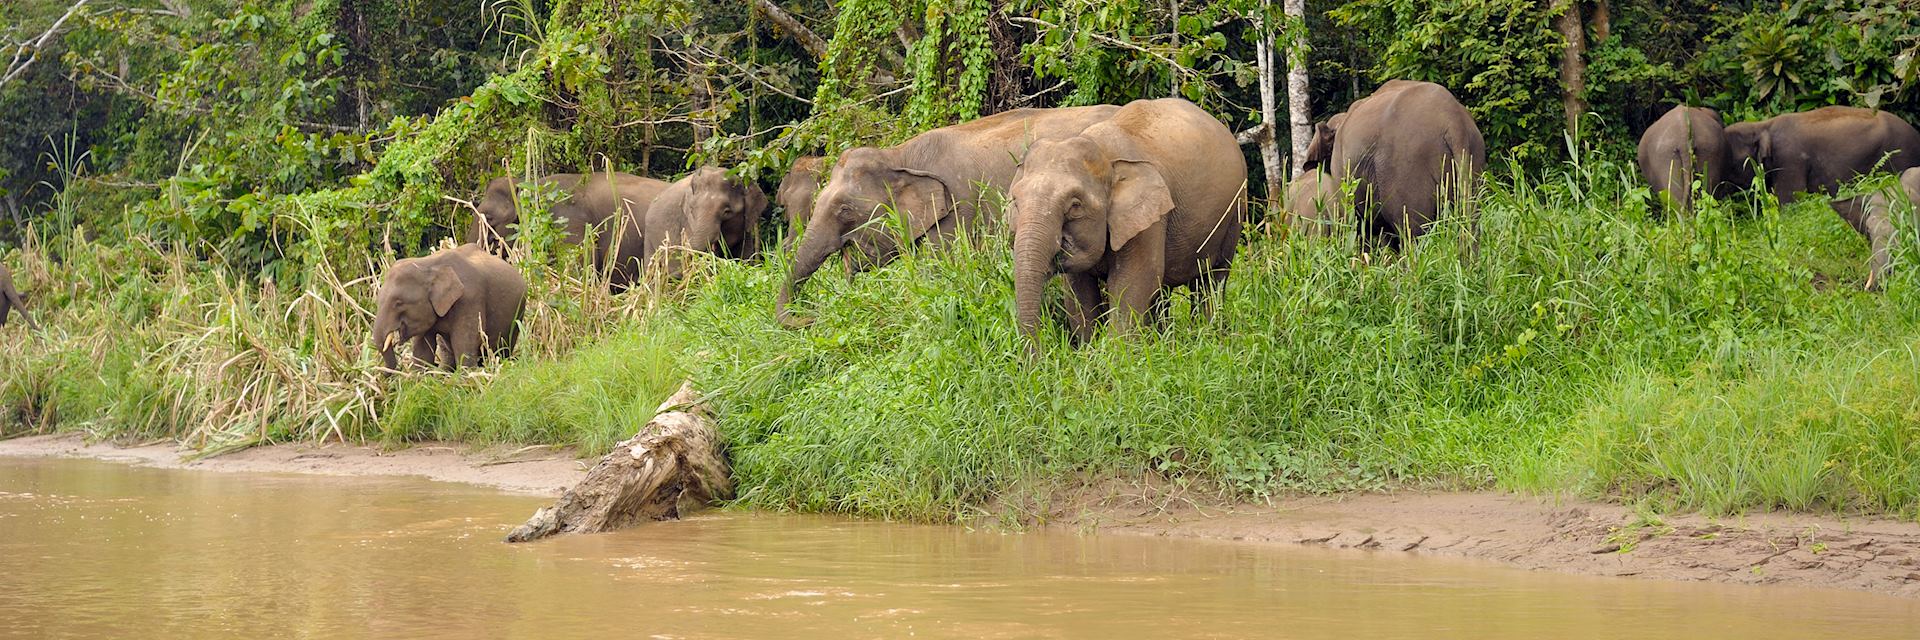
753 0 827 60
2 0 90 89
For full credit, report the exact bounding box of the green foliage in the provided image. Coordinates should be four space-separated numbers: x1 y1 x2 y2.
1698 0 1920 119
1331 0 1564 161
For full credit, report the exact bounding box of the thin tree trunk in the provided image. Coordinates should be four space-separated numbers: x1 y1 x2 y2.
753 0 828 59
1554 0 1588 139
1589 0 1611 43
1284 0 1311 176
1254 1 1284 209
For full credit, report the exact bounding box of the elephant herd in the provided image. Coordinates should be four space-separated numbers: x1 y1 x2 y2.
1638 104 1920 288
351 80 1920 370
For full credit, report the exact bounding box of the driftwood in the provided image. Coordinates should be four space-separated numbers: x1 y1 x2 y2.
505 383 731 543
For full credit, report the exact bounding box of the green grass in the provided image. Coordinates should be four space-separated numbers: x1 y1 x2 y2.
5 153 1920 523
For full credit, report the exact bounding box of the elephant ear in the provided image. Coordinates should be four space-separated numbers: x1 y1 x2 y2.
428 267 466 318
1756 128 1773 165
1108 159 1176 253
890 167 955 241
1303 119 1338 171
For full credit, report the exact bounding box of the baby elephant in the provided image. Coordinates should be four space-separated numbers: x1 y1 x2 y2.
372 244 528 370
1009 97 1245 341
1285 169 1344 238
0 263 33 329
641 166 769 278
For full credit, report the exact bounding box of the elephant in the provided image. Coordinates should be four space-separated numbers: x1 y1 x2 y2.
1284 168 1344 238
470 171 670 289
777 104 1122 325
641 166 769 278
776 155 824 242
1861 167 1920 289
1302 80 1486 249
1725 106 1920 289
0 263 32 329
1009 98 1245 341
1637 106 1729 213
372 243 528 371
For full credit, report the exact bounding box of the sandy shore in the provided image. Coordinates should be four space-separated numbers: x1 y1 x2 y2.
0 433 588 495
6 433 1918 596
1046 483 1920 598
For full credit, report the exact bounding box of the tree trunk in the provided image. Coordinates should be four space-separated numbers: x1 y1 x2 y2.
1554 0 1588 139
1254 1 1285 210
1589 0 1611 43
505 383 732 543
1284 0 1312 177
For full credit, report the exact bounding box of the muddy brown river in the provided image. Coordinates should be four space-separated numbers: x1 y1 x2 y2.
3 458 1918 639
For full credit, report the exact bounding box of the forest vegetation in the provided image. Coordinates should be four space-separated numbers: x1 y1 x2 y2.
3 0 1920 523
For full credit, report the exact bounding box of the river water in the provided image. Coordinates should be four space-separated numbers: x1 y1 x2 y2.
2 458 1918 639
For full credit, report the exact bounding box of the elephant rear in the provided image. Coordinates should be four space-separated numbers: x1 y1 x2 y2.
454 245 529 358
1637 106 1727 212
1334 80 1485 247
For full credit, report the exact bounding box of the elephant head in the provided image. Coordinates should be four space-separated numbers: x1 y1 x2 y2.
1008 137 1175 338
777 147 957 324
680 166 769 261
1302 113 1348 171
1724 121 1772 192
372 260 466 369
472 177 521 249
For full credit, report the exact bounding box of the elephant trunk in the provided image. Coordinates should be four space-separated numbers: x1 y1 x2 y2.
776 222 844 327
373 313 401 370
1013 222 1061 340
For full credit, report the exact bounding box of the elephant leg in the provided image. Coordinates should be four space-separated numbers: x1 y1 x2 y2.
409 335 436 370
1106 223 1168 337
1062 272 1105 344
1193 263 1231 324
1839 196 1895 290
450 329 482 370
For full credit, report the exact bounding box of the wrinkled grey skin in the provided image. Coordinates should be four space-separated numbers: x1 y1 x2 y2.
470 171 670 290
641 166 770 278
1303 80 1486 249
778 104 1122 326
1726 106 1920 290
1284 168 1343 238
372 244 528 371
1862 167 1920 289
1637 106 1729 213
776 156 824 244
0 263 33 329
1009 98 1245 342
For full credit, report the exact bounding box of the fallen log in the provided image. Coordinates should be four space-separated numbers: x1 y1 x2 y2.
505 382 731 543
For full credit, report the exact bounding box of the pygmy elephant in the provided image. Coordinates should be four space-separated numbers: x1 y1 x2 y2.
471 171 670 289
1009 98 1245 341
1285 168 1344 238
373 243 528 371
778 104 1122 326
0 263 33 329
642 166 769 278
776 156 824 242
1726 106 1920 289
1303 80 1486 249
1637 106 1729 213
1862 167 1920 289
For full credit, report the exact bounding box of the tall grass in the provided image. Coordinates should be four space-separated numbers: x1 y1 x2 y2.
3 150 1919 521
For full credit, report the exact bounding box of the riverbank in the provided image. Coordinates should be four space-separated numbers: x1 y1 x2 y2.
6 433 1917 598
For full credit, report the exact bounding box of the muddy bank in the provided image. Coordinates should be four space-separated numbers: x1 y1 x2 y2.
0 434 586 495
1047 486 1920 598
